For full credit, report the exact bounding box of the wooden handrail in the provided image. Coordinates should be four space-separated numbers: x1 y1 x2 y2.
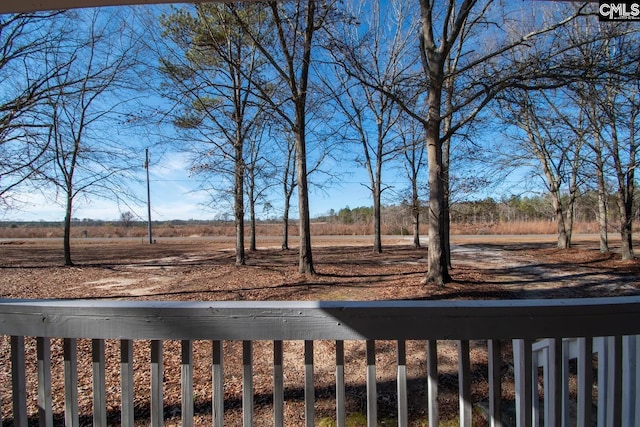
2 297 640 340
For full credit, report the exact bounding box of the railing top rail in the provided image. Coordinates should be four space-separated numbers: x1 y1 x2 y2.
4 295 640 309
1 296 640 341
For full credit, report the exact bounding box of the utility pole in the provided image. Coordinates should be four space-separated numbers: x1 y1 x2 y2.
145 148 153 244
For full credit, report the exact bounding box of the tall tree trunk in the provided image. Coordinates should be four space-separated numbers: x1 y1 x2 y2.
424 81 450 285
412 182 420 248
610 121 635 260
64 192 73 266
282 140 295 251
620 114 636 260
372 126 384 254
363 132 381 253
281 161 295 251
373 185 382 253
619 196 634 260
425 128 449 285
597 187 609 253
565 155 581 249
594 134 609 253
249 181 257 252
442 51 455 270
281 193 290 250
442 136 451 269
552 187 570 249
566 196 575 249
234 144 246 265
372 144 383 253
618 152 635 260
294 0 315 275
295 126 314 274
422 33 450 285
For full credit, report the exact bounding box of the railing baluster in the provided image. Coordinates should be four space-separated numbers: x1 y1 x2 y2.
11 336 27 427
622 335 638 427
92 339 107 427
488 339 502 427
562 338 574 427
513 338 533 427
304 340 314 427
366 340 377 427
37 337 53 427
612 335 622 427
273 340 284 427
150 340 164 427
532 346 545 427
396 340 407 427
596 336 613 426
634 335 640 427
64 338 79 427
577 337 593 427
513 339 526 427
181 340 193 427
120 339 134 427
551 338 562 427
335 340 345 427
242 340 253 426
212 340 224 427
458 340 472 427
427 339 438 426
542 346 550 426
524 338 533 427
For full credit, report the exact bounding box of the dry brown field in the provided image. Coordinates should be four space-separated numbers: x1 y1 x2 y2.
0 219 614 240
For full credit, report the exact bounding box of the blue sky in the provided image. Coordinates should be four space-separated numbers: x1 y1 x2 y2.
1 151 380 222
1 146 534 223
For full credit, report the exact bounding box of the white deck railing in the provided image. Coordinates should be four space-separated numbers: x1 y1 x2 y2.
1 297 640 427
522 335 640 427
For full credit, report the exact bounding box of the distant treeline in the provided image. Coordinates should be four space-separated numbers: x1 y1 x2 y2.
318 191 639 225
2 191 638 230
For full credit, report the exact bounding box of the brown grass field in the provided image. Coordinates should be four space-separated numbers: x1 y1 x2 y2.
0 230 638 426
0 219 616 240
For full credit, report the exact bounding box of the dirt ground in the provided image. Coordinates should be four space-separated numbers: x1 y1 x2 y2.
1 234 638 301
0 234 638 426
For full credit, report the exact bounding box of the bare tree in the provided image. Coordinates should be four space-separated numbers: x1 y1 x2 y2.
232 0 337 275
598 67 638 260
42 9 141 266
120 210 135 228
269 127 297 251
158 3 268 265
0 12 69 207
563 18 613 254
582 87 611 253
496 88 586 249
244 123 276 252
326 0 418 254
566 23 640 259
267 118 331 251
406 1 593 285
398 114 427 248
566 79 612 253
